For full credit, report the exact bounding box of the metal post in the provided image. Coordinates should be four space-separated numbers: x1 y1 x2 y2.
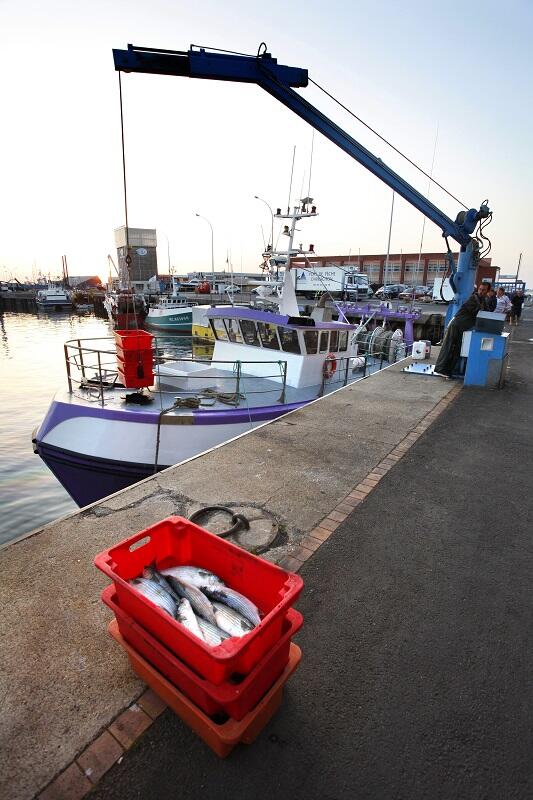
77 339 86 380
97 350 104 407
344 355 350 386
235 360 241 398
195 213 215 299
254 195 274 252
64 344 73 393
279 360 287 403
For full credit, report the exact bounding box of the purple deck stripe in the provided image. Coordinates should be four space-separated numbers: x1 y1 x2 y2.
37 398 307 439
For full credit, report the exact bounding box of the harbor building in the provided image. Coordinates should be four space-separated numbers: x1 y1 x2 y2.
114 227 158 286
291 252 496 287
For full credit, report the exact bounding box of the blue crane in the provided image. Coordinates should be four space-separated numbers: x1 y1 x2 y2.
113 44 491 322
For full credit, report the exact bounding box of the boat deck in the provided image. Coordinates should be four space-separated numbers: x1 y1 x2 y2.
64 359 386 415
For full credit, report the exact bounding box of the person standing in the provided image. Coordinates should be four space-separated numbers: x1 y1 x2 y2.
495 287 512 316
510 290 525 325
486 288 497 311
434 284 489 377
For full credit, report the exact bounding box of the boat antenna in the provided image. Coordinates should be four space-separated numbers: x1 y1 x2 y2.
307 129 315 200
287 145 296 214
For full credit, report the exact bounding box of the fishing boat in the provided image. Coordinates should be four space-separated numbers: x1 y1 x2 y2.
35 285 72 310
192 304 215 341
145 278 197 332
33 200 408 507
104 288 147 329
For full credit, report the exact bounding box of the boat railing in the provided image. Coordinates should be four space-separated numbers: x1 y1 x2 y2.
62 338 290 407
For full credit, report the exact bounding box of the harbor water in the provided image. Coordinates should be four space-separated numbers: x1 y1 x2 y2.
0 310 197 547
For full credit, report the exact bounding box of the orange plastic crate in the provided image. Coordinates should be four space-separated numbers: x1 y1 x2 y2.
109 620 302 757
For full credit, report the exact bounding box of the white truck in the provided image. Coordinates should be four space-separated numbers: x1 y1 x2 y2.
294 264 372 299
432 277 454 303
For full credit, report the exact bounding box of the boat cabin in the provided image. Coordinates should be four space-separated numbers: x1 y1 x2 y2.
207 306 355 388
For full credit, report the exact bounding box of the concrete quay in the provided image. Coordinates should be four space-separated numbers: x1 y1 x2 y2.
92 308 533 800
1 311 531 799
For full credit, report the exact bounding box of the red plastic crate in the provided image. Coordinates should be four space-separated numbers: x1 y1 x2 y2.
102 585 303 720
94 516 303 684
109 619 302 757
117 352 154 388
114 329 153 351
117 349 154 367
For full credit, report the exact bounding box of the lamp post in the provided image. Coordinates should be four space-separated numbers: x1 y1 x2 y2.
159 231 171 273
195 213 215 296
254 195 274 252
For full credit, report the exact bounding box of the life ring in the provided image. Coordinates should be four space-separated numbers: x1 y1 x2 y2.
323 352 337 379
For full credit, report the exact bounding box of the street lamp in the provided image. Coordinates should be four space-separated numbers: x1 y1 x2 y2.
254 195 274 252
195 213 215 295
159 231 171 273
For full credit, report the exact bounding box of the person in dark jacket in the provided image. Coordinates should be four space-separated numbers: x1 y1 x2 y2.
434 283 489 377
486 288 497 312
510 290 525 325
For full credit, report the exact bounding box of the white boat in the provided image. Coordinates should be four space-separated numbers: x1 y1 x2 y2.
33 199 408 507
36 285 72 310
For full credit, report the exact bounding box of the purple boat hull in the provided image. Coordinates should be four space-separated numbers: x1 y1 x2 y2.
35 441 169 508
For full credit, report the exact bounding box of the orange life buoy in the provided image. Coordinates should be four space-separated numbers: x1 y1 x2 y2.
323 352 337 379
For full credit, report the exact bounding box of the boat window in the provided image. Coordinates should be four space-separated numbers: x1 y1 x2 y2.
223 318 243 343
212 318 229 341
279 327 301 354
257 322 280 350
338 331 348 352
303 330 319 354
330 330 339 352
319 331 329 353
239 319 260 346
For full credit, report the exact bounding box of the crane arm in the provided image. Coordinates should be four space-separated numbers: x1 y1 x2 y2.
113 43 492 318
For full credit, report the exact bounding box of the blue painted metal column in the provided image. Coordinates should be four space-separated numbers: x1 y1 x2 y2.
445 242 476 325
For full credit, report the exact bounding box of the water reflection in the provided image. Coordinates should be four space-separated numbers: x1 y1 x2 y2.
0 311 216 547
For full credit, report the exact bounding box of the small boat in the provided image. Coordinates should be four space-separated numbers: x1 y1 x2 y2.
145 278 197 332
36 285 72 310
33 199 409 507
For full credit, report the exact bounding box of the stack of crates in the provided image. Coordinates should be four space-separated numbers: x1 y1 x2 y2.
114 329 154 389
95 516 304 757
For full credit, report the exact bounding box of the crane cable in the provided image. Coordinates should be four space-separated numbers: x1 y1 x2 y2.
118 72 141 336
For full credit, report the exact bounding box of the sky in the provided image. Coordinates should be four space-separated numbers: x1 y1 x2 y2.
1 0 532 286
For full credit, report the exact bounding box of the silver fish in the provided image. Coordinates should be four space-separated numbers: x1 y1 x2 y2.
129 577 177 618
212 601 254 638
175 597 205 641
201 586 261 627
142 565 181 602
197 617 231 647
161 565 226 590
162 574 217 626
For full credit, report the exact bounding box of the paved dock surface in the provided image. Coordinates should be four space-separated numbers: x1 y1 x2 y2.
90 311 533 800
0 348 456 800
